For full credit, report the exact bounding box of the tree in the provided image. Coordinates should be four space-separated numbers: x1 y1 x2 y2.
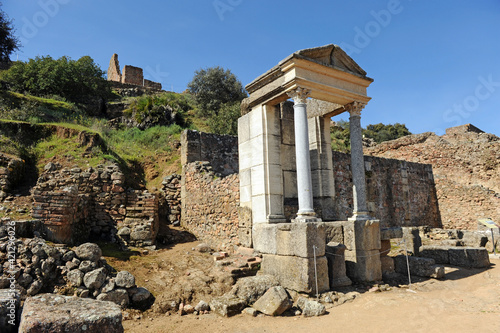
0 3 20 65
208 101 240 135
1 55 111 103
187 66 247 115
363 123 411 143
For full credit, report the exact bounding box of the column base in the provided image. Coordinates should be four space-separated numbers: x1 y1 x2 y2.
267 215 287 223
292 216 322 223
349 211 371 221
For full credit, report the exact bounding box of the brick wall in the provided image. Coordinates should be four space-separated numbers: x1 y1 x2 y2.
32 163 158 247
181 162 240 251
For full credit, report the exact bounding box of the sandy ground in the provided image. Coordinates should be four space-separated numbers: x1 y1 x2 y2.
118 242 500 333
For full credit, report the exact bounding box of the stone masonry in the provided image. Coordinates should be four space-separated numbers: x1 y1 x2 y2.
366 124 499 230
107 53 162 90
0 153 25 200
181 161 239 251
32 163 158 247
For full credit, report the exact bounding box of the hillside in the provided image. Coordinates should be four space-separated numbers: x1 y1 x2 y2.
365 124 500 230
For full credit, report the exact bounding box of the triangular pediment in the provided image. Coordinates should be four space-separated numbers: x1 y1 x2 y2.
292 44 369 79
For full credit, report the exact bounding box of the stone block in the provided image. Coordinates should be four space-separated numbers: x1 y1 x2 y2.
238 113 251 143
394 255 436 277
402 227 422 255
344 219 381 252
253 223 278 254
238 142 252 171
325 242 352 288
345 249 382 282
324 222 344 244
280 119 295 145
210 294 246 317
261 254 329 294
283 171 298 198
297 297 326 317
276 222 326 258
280 144 296 171
449 247 490 268
380 256 395 275
252 286 292 316
380 227 403 240
418 245 450 264
229 275 279 305
19 294 123 333
460 231 488 247
238 227 252 248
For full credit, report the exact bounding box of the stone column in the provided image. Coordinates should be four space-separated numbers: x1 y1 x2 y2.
347 102 369 220
287 87 319 222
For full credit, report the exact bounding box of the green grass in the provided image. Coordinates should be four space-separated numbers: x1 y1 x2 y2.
102 124 183 162
0 91 80 123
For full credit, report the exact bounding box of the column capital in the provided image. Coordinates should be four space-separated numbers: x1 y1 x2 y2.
287 87 311 105
346 101 366 117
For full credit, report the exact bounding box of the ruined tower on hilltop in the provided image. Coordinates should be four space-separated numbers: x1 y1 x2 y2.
107 53 162 90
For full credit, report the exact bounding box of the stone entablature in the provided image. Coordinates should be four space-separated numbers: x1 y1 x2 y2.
107 53 162 90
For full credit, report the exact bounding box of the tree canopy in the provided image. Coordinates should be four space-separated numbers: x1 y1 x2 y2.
363 123 411 143
187 66 247 114
330 120 412 152
0 4 20 65
187 66 246 135
1 55 111 102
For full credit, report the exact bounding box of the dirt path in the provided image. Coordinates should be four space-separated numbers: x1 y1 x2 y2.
120 244 500 333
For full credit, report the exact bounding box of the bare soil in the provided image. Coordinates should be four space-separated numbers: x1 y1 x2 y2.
109 242 500 333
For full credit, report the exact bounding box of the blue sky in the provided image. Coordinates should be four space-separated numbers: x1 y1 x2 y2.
3 0 500 136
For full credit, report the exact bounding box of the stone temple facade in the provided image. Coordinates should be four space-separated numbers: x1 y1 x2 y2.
107 53 162 90
239 44 382 293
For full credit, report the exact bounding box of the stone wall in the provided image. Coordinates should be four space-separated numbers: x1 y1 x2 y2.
118 190 159 248
365 125 499 230
181 162 239 251
122 65 143 86
160 174 181 225
0 153 25 199
180 129 440 250
106 54 162 90
144 79 162 90
181 130 239 176
331 152 441 228
107 53 121 82
32 163 158 247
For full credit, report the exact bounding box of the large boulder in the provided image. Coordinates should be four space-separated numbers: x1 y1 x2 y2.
74 243 102 262
228 274 279 305
67 270 84 287
19 294 123 333
449 247 490 268
252 286 292 316
210 294 247 317
115 271 135 288
97 289 129 309
83 268 106 290
127 287 154 310
297 297 326 317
